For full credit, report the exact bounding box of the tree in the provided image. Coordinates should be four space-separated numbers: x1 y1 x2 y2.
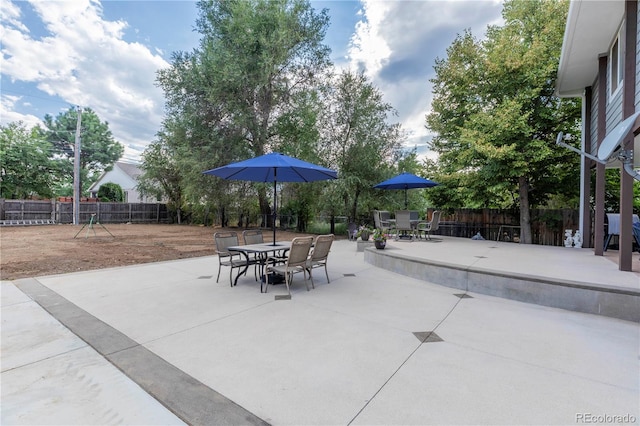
138 129 187 223
0 122 62 199
426 0 581 243
97 182 124 202
318 70 404 224
155 0 333 227
43 107 124 195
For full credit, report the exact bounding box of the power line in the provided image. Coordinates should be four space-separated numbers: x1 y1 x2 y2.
1 88 86 109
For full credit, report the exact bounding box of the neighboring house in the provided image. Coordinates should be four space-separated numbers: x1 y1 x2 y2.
89 161 156 203
556 0 638 271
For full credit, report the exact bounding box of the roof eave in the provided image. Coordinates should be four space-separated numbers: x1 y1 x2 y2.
556 1 625 97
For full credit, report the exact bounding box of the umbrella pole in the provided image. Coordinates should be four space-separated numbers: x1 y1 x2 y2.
272 174 277 246
404 188 408 209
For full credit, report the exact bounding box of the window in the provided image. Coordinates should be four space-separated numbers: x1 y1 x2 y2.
609 25 623 97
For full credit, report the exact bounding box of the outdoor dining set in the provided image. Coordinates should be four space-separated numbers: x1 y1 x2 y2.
203 152 439 298
370 209 441 241
214 230 334 297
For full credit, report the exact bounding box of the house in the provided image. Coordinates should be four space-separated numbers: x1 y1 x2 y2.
556 0 638 271
89 161 155 203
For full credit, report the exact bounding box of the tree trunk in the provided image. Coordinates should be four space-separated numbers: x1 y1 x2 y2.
518 176 532 244
350 189 360 224
258 187 272 229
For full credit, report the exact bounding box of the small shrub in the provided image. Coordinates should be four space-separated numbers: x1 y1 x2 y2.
97 182 124 202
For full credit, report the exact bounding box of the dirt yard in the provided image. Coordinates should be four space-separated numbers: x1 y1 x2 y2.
0 224 321 280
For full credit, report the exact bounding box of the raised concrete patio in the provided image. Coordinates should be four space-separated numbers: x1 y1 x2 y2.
2 238 639 425
365 236 640 322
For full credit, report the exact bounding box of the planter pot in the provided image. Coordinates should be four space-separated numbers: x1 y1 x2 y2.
374 240 386 249
360 232 370 241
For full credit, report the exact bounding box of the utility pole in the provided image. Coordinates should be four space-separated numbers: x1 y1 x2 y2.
73 107 81 225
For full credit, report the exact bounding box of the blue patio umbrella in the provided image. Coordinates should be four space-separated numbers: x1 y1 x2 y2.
374 172 439 209
204 152 338 245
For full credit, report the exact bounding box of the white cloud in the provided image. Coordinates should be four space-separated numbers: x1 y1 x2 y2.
1 0 170 161
0 94 44 128
347 0 503 159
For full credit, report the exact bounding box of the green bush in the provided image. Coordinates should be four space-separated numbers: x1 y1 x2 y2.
97 182 124 202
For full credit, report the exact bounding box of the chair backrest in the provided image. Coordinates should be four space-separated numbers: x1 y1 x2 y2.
395 210 412 229
243 229 263 245
347 222 358 238
310 234 334 262
373 210 381 229
409 210 419 221
286 236 314 267
379 211 391 222
214 232 239 256
430 211 441 231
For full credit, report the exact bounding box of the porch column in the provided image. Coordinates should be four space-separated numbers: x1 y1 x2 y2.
594 55 607 256
618 0 637 271
581 86 593 248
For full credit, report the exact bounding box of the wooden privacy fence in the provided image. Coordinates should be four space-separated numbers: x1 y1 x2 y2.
0 199 168 225
429 208 581 246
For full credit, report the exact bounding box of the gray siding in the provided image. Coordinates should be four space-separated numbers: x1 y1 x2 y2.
590 77 599 156
636 6 640 111
607 89 623 133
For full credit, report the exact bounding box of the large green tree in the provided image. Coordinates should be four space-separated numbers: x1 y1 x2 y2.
426 0 581 243
155 0 333 227
0 122 62 199
137 126 188 223
318 70 404 223
43 107 124 195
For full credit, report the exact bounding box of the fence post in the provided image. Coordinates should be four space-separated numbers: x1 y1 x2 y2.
50 199 55 222
129 203 132 223
20 200 25 220
0 198 4 221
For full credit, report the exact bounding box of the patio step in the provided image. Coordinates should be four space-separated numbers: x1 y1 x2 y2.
365 245 640 323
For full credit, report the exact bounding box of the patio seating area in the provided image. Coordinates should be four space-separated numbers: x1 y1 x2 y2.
2 238 639 425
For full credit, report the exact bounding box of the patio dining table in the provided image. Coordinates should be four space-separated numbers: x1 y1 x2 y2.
227 241 292 290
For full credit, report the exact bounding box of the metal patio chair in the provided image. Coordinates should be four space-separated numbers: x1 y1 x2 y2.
306 234 334 286
242 229 265 280
265 236 314 296
214 231 249 286
394 210 416 240
417 210 441 240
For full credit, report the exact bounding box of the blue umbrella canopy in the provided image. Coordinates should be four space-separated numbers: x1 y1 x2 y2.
203 152 338 182
374 172 439 209
204 152 338 244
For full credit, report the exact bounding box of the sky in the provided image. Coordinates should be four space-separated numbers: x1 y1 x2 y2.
1 0 504 163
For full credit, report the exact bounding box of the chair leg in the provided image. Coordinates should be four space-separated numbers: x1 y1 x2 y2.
284 272 291 296
216 263 221 283
302 268 315 291
308 267 314 288
324 264 330 283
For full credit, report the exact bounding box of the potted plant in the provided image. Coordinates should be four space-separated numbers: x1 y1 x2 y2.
357 225 373 241
373 228 387 249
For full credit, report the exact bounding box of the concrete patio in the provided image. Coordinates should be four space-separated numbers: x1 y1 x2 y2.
2 237 639 425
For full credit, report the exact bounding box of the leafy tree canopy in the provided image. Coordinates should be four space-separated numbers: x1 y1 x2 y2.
43 106 124 194
0 122 63 199
425 0 581 242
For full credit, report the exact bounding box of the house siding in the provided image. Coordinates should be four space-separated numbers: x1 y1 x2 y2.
587 16 625 155
636 6 640 111
607 89 623 132
590 76 599 156
89 162 154 203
